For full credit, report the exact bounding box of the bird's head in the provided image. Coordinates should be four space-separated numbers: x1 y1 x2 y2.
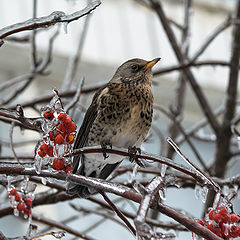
112 58 160 83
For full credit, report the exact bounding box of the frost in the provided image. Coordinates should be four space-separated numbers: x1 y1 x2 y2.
52 231 66 239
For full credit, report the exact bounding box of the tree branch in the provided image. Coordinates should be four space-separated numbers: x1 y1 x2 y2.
0 1 101 39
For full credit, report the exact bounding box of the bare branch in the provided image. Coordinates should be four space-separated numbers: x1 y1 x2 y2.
32 213 96 240
0 1 101 39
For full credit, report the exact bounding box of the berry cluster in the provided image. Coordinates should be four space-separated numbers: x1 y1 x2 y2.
197 204 240 239
9 188 32 217
34 95 76 173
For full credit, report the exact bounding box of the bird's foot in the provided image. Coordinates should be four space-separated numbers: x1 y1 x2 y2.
128 146 144 167
101 140 112 159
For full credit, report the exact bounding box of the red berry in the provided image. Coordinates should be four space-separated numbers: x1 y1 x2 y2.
47 145 54 157
58 123 66 133
9 188 17 196
219 206 228 215
66 134 75 144
208 209 215 220
64 117 72 127
43 110 54 120
38 150 46 158
51 158 65 170
197 220 205 226
214 228 222 238
24 198 32 207
70 122 76 132
64 164 72 173
54 134 65 145
207 224 214 231
15 193 21 202
58 112 67 121
213 213 222 222
40 144 48 153
230 214 239 223
49 131 55 141
17 202 25 212
24 207 32 216
222 213 230 223
230 225 240 238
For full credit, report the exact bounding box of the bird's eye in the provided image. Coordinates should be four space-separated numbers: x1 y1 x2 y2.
131 64 139 72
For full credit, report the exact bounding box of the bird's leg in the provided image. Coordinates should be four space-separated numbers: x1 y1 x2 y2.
101 140 112 159
128 146 144 167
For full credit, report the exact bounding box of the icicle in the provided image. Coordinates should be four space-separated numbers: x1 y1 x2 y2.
35 156 42 174
13 208 19 217
201 186 208 203
160 164 167 177
63 22 68 34
41 177 47 185
128 164 138 183
194 185 201 200
159 187 166 201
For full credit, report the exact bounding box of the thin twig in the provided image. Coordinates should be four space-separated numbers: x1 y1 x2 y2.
9 122 21 165
65 77 85 113
167 137 220 192
100 192 136 236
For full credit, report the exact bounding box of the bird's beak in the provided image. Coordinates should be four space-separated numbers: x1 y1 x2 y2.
144 57 161 70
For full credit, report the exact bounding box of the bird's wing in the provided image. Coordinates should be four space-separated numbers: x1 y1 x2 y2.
72 84 107 174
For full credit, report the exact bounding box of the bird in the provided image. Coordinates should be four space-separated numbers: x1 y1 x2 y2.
67 57 160 197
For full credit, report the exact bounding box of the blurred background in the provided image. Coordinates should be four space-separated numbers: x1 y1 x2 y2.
0 0 239 239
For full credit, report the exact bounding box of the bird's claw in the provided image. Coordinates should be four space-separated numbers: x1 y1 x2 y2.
128 146 144 167
101 141 112 159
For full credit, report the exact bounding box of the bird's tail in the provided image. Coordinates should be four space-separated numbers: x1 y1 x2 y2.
66 183 91 198
66 161 121 198
66 165 93 198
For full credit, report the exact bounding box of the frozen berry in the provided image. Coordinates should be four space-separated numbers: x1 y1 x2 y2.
58 123 66 133
40 144 48 153
70 122 76 132
58 112 67 121
24 198 32 207
208 209 215 220
47 145 54 157
230 214 239 223
66 134 75 144
219 206 228 215
15 193 21 202
51 158 65 170
213 213 222 222
43 110 54 120
54 134 64 145
207 224 214 231
17 202 25 212
9 188 17 196
24 208 32 216
64 117 72 127
38 150 46 158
